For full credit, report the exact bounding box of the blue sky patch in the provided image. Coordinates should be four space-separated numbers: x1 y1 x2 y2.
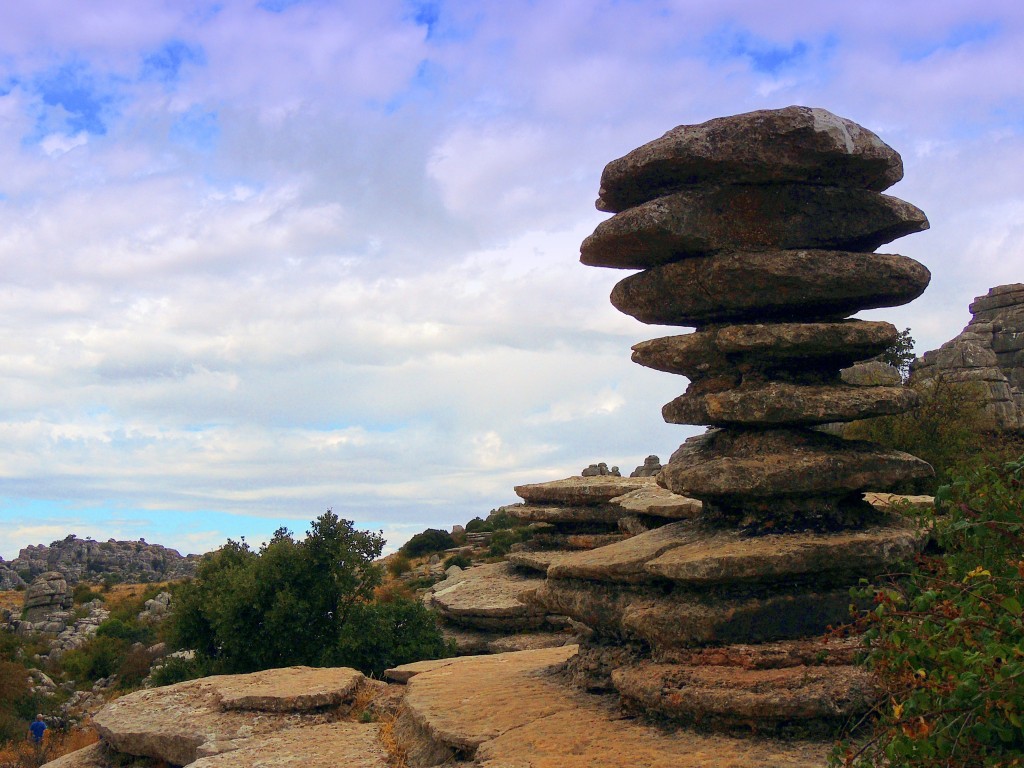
702 26 813 76
32 61 114 137
258 0 308 12
901 21 1001 61
409 0 441 37
169 107 220 152
142 40 206 83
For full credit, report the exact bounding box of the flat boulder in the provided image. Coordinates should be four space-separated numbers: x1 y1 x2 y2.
189 722 388 768
583 186 926 269
610 486 702 519
499 502 624 525
92 667 366 766
610 250 930 326
596 106 904 211
508 549 571 574
428 561 547 630
632 321 898 378
515 475 654 505
662 382 918 426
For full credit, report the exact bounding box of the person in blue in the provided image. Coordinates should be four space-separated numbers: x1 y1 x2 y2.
29 714 46 744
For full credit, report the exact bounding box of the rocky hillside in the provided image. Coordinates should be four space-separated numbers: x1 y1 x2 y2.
0 535 200 588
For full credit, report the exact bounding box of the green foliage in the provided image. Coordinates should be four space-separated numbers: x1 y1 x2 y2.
61 636 127 686
96 618 152 646
844 378 988 492
167 511 445 677
70 583 104 605
148 655 202 687
464 517 491 533
833 456 1024 767
387 553 412 578
873 327 916 382
400 529 455 558
330 597 453 677
486 510 518 530
443 554 472 570
488 529 527 557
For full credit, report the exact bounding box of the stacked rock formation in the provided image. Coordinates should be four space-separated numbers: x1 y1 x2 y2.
9 535 200 585
537 106 935 734
17 571 74 634
911 284 1024 431
501 474 701 556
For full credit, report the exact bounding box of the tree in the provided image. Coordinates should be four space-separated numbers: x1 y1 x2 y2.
168 511 450 675
873 327 916 382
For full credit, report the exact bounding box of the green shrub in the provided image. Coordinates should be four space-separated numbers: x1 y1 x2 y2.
488 529 526 557
442 554 472 570
96 618 152 646
71 584 104 605
844 378 988 492
149 655 201 687
61 636 129 687
330 597 453 678
486 510 518 530
464 517 492 533
400 529 455 558
833 456 1024 767
387 553 412 578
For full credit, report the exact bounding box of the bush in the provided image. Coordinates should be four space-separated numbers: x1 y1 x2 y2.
330 597 453 677
387 553 412 578
165 511 447 677
70 584 103 606
844 378 988 492
96 618 151 646
400 529 455 558
464 517 492 533
61 636 128 687
832 456 1024 767
443 554 472 570
488 529 526 557
486 510 518 530
148 655 201 687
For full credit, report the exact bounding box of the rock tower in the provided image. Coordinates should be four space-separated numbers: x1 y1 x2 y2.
911 284 1024 431
538 106 935 734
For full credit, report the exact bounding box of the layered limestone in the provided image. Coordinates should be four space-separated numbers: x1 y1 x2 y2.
90 667 375 766
565 106 933 735
389 645 829 768
911 284 1024 431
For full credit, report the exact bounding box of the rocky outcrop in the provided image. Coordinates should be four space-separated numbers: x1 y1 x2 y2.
388 646 829 767
580 461 620 476
88 666 377 766
0 563 25 590
15 572 74 634
629 454 662 477
552 106 932 735
910 284 1024 431
8 535 200 585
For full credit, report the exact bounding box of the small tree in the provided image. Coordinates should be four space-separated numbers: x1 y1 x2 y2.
873 327 916 382
167 511 448 675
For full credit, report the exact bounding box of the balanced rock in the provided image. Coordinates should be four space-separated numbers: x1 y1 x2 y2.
571 105 933 735
596 106 904 211
21 571 73 627
629 454 663 477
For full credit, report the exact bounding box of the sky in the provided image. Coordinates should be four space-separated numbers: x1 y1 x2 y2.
0 0 1021 560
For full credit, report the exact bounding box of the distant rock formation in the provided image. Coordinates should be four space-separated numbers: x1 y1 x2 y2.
580 461 620 476
3 534 200 585
911 284 1024 431
629 455 662 477
18 571 73 634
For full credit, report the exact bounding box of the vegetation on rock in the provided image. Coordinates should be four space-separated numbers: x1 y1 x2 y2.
834 456 1024 767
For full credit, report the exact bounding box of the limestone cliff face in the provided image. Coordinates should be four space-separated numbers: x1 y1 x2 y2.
911 284 1024 432
2 535 200 585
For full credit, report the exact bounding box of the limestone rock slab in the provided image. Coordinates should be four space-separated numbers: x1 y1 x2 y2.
40 743 108 768
612 662 872 731
92 667 365 766
663 382 918 426
189 722 388 768
597 106 903 212
610 485 702 518
662 428 933 500
216 666 364 712
499 502 624 525
514 475 654 504
631 321 898 378
508 550 571 574
583 185 926 269
610 250 930 326
428 561 546 629
547 522 698 584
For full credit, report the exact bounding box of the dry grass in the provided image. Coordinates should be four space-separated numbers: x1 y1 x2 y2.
0 593 21 614
377 712 409 768
0 726 99 768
